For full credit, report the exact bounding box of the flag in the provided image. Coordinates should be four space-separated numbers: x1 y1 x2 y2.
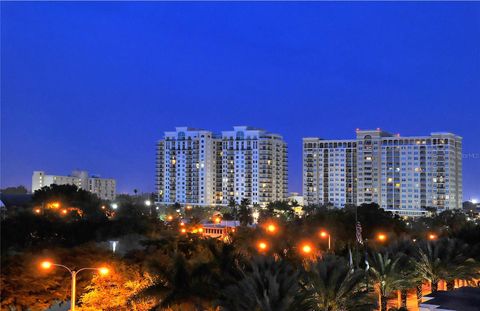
356 221 364 245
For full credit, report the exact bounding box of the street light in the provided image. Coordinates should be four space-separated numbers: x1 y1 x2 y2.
266 223 277 234
40 260 109 311
319 230 331 250
257 241 268 252
376 233 387 242
300 243 314 255
428 233 437 241
145 200 151 206
111 203 118 210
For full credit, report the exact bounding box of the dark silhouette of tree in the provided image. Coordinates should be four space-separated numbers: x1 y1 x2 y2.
0 185 28 195
238 199 252 226
298 255 374 311
217 257 300 311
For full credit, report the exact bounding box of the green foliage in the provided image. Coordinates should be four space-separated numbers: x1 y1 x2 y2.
298 255 374 311
2 186 480 311
1 244 112 311
217 256 300 311
238 199 253 226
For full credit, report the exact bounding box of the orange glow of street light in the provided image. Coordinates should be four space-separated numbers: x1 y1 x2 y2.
180 222 185 226
40 261 52 269
301 243 313 255
214 217 221 224
61 209 68 215
428 233 437 241
198 228 204 233
266 223 277 234
98 267 109 275
34 208 41 214
180 228 187 234
257 241 268 252
49 202 60 209
377 233 387 242
167 215 173 221
319 231 328 238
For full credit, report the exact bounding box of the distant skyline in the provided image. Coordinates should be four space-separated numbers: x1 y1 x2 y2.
2 2 479 199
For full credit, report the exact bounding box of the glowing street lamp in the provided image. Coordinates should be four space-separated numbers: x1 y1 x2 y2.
49 202 60 209
180 228 187 234
39 260 109 311
428 233 437 241
111 203 118 210
376 233 387 242
167 215 173 221
266 223 277 234
34 208 41 214
257 241 268 252
300 243 314 255
214 216 221 224
144 200 151 206
319 230 331 250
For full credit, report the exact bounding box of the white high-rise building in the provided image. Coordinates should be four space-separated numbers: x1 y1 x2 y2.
32 170 116 200
221 126 288 206
156 127 220 206
303 129 463 217
156 126 288 207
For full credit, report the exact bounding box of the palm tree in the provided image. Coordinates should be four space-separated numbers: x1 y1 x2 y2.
414 240 444 293
217 256 300 311
228 198 238 221
369 252 407 311
298 255 374 311
139 253 216 310
435 239 480 291
385 240 421 308
238 199 252 226
413 238 479 294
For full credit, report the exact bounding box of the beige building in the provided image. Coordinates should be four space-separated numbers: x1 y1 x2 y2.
303 129 463 217
156 126 288 207
32 170 116 201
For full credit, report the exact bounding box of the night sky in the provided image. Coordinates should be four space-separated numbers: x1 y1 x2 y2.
2 2 479 199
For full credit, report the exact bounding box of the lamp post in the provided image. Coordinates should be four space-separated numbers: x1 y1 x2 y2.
319 231 331 250
40 261 108 311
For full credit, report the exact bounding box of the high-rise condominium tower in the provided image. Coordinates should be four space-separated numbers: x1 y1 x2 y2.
220 126 288 206
303 129 462 217
156 126 288 207
156 127 218 206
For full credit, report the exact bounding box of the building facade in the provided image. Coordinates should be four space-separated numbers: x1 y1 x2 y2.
32 170 116 200
156 126 288 207
220 126 288 206
303 129 463 217
156 127 219 206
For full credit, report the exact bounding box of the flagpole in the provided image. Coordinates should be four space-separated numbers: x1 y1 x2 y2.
355 205 359 269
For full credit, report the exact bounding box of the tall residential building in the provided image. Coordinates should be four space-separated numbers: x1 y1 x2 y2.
303 129 463 217
156 126 288 207
156 127 219 206
32 170 116 200
220 126 288 206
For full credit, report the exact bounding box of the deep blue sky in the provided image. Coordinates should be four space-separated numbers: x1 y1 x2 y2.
1 2 479 199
